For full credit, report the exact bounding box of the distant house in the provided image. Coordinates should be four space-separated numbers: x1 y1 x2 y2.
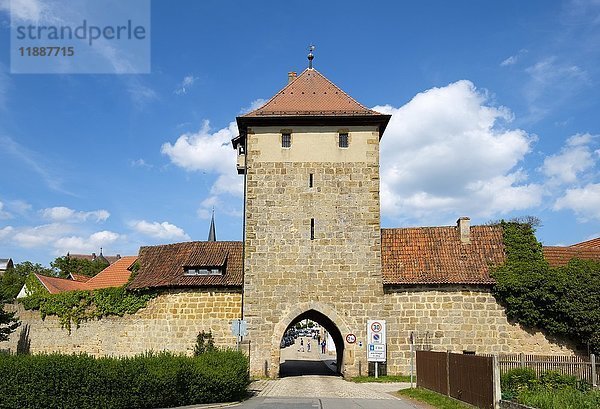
17 256 137 298
542 237 600 267
66 249 122 265
0 258 14 276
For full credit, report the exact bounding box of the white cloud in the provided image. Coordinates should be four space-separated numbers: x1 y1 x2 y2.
197 195 242 220
161 120 238 175
0 201 11 219
0 225 13 239
53 230 121 255
240 98 267 114
523 57 589 122
175 75 198 95
11 223 76 248
376 80 540 223
130 158 153 168
0 0 47 22
130 220 190 240
541 133 597 184
500 49 527 67
40 206 110 223
554 183 600 220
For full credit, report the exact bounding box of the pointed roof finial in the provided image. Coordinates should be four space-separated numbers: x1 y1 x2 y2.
308 44 315 69
208 209 216 242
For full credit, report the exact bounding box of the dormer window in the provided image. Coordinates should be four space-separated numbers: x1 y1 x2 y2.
338 132 349 148
184 267 223 276
282 133 291 148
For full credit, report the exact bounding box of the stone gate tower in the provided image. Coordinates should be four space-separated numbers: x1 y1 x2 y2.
233 58 391 377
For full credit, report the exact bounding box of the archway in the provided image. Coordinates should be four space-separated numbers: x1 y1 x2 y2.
277 309 345 377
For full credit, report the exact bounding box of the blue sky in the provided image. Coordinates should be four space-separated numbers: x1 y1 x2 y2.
1 0 599 265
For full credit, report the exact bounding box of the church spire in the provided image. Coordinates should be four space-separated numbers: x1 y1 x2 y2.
208 209 216 242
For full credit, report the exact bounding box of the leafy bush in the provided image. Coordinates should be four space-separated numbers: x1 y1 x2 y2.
538 370 578 390
0 351 249 409
501 367 537 397
492 221 600 354
21 286 155 331
194 330 216 356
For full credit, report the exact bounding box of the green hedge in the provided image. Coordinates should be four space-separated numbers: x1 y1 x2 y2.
0 351 249 409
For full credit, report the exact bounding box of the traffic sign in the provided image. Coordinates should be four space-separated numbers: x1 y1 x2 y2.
230 319 248 337
346 333 357 344
367 319 386 362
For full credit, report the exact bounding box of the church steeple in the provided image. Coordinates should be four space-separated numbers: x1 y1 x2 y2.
208 210 216 242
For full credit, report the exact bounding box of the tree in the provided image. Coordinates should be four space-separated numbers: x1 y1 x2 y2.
51 256 108 278
492 220 600 354
0 304 19 341
0 262 52 302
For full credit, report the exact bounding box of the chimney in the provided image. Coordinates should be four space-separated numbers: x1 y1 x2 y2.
457 217 471 244
288 71 297 84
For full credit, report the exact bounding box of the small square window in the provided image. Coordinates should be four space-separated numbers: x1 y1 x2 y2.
282 133 291 148
339 133 349 148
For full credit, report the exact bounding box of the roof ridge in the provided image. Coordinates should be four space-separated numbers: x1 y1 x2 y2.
242 68 381 117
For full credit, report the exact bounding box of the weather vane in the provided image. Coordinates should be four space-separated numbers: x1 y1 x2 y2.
308 44 315 69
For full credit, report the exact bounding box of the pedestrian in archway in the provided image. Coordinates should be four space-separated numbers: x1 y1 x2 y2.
307 339 311 352
321 340 326 354
299 337 304 352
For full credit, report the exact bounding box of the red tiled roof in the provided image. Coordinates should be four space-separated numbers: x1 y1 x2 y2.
69 273 92 283
381 225 505 285
128 241 243 290
35 273 90 294
569 237 600 248
242 68 385 117
86 256 137 290
542 246 600 267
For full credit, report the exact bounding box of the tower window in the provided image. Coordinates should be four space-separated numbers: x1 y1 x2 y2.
309 173 313 188
338 133 349 148
282 133 291 148
310 218 315 240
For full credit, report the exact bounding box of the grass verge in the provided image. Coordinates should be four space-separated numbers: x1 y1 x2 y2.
517 387 600 409
352 374 413 383
398 388 473 409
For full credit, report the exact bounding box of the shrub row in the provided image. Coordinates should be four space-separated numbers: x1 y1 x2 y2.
0 351 249 409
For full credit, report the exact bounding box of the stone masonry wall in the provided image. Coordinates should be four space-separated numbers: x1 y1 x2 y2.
382 286 577 375
2 288 242 356
243 126 384 378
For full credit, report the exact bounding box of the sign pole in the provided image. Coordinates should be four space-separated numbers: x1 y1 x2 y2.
375 361 378 378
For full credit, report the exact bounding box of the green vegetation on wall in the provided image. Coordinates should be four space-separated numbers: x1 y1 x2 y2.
492 221 600 354
21 286 155 331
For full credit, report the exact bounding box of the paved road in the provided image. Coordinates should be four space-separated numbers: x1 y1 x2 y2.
233 337 422 408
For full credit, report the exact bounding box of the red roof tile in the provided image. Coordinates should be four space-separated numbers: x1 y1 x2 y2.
542 246 600 267
35 273 90 294
569 237 600 248
128 241 243 290
69 273 91 283
86 256 137 290
381 225 505 285
242 68 386 117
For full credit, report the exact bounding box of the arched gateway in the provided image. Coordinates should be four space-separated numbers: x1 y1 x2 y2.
272 303 349 377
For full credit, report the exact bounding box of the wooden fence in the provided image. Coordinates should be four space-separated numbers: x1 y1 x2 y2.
417 350 500 409
495 353 598 387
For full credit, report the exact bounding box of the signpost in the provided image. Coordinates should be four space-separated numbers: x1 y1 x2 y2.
367 320 386 378
231 319 248 351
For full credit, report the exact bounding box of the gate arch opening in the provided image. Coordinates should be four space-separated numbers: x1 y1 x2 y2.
278 309 345 377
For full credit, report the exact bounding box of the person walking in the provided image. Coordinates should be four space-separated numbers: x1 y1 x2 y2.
298 337 304 352
307 339 311 352
321 340 326 354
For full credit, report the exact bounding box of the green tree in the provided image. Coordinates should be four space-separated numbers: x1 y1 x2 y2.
0 262 53 302
492 220 600 354
51 256 108 278
0 304 19 341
